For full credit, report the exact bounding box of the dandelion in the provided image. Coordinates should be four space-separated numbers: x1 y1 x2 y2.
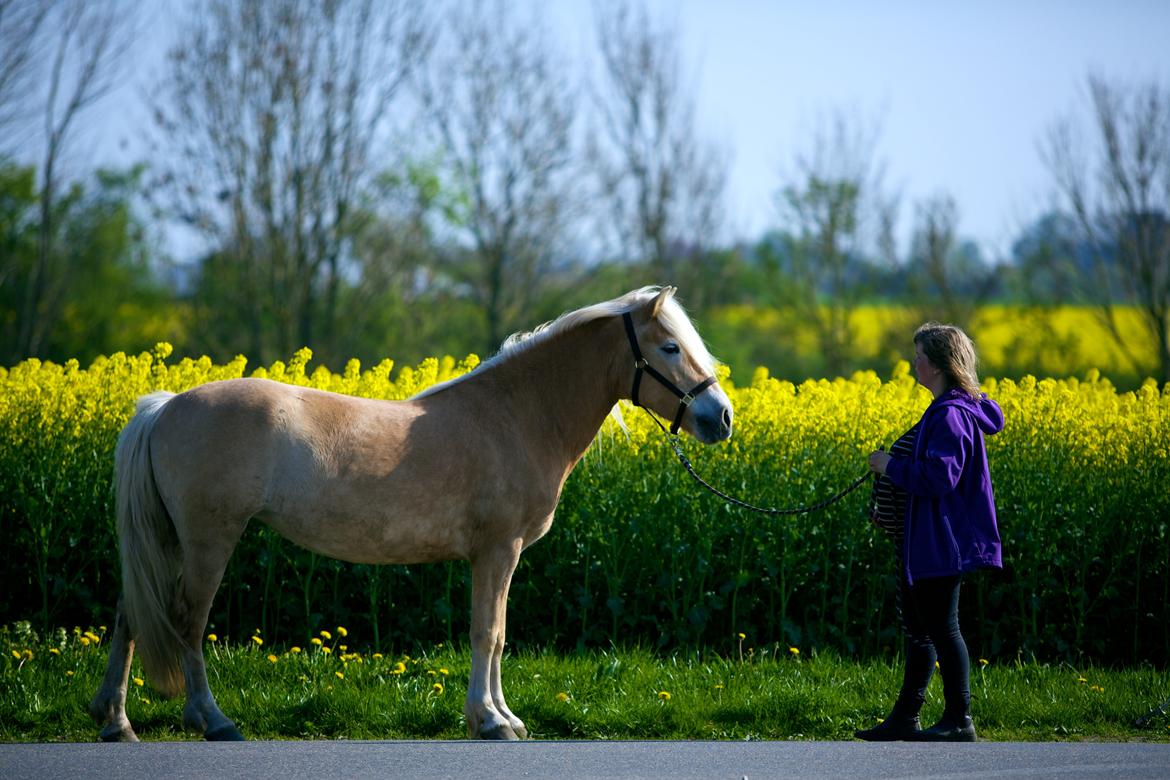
556 692 570 702
392 662 406 674
99 625 107 632
11 650 20 660
372 653 383 660
1077 677 1088 683
79 637 91 647
658 691 671 701
311 637 323 646
133 677 144 687
207 633 218 643
267 654 279 664
290 647 301 654
979 658 989 666
49 648 61 656
432 682 444 695
339 645 347 652
65 671 74 677
713 684 724 690
319 630 332 640
21 649 33 661
321 646 331 655
337 626 348 638
299 675 309 683
428 670 437 677
788 647 800 657
737 632 746 640
439 668 449 676
251 636 263 647
1090 685 1105 693
335 671 344 680
84 631 100 644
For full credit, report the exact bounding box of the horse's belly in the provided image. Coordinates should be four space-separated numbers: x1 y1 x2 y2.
256 507 469 565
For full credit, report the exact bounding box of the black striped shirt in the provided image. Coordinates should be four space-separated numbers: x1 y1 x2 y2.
868 424 919 548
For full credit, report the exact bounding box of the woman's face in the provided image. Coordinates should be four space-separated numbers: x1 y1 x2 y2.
913 343 936 386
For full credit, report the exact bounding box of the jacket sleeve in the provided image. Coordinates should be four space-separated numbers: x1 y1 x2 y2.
885 407 971 497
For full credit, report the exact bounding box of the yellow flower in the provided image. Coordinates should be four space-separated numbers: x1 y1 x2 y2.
427 670 436 677
337 626 348 638
439 668 449 676
321 646 331 655
372 653 383 660
21 649 33 661
658 691 671 701
49 648 61 656
788 646 800 656
432 682 444 695
737 632 746 640
11 650 21 660
79 637 91 647
65 671 74 677
99 625 107 632
556 692 570 702
290 647 301 654
1090 685 1105 693
206 633 218 643
251 635 263 647
335 671 344 680
339 645 347 652
319 630 332 640
979 658 989 666
133 677 144 686
714 684 724 690
84 631 100 644
392 662 406 674
267 654 279 663
311 637 323 646
1077 676 1088 683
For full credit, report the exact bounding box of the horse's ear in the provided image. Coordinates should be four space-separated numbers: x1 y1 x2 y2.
651 286 676 319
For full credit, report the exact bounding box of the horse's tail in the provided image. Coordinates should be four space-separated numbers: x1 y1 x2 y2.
116 390 185 698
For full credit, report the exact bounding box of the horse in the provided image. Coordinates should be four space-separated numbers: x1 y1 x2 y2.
89 285 733 741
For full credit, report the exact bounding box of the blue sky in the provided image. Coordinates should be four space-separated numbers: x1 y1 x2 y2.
54 1 1170 260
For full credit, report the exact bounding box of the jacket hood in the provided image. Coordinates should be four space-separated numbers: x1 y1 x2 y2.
935 388 1004 436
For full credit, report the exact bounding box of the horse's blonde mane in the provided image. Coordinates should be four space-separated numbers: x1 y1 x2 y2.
414 286 715 399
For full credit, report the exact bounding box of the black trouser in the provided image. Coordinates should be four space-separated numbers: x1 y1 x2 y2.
893 570 971 720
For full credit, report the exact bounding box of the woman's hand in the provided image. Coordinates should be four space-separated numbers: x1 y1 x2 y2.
868 450 891 475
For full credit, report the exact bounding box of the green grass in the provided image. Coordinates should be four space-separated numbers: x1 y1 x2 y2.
2 623 1167 742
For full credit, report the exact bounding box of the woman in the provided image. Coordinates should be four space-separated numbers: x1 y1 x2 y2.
857 322 1003 742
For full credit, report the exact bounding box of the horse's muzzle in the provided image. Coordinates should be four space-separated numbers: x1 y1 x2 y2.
692 395 733 443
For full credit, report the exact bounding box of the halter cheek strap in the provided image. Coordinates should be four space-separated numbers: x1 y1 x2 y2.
622 312 717 435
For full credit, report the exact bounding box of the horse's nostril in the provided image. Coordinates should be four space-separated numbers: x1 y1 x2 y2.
722 408 732 428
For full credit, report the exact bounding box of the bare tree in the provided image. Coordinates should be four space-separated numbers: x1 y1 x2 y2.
152 0 433 363
416 0 578 353
0 0 52 141
14 0 135 358
1043 73 1170 383
775 111 897 376
905 193 992 331
588 0 728 301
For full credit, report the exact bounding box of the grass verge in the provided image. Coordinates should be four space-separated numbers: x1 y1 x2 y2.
2 622 1167 742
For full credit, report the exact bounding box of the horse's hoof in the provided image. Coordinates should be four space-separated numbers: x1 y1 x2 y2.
98 722 139 742
205 723 246 741
511 721 529 739
479 722 519 740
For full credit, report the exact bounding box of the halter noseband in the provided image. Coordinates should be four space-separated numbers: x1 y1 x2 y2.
622 311 717 435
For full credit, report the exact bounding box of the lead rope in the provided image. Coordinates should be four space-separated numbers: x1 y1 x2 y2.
641 409 872 516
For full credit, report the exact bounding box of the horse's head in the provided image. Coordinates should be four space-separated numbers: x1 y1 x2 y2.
621 287 733 444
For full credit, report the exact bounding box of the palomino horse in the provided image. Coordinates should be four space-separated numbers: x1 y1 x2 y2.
90 286 733 741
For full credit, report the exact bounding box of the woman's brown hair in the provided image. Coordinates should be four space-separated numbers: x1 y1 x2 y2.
914 322 982 398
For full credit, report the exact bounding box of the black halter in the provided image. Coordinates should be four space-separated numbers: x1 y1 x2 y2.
622 311 717 435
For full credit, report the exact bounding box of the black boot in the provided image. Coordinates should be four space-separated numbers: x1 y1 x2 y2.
914 713 977 742
854 712 921 741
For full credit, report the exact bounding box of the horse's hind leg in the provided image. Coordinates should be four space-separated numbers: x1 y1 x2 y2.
174 521 248 741
89 598 138 742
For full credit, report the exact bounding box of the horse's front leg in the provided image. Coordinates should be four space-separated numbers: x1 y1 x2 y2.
465 541 523 740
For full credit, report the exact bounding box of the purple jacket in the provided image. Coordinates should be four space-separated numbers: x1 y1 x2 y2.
885 387 1004 584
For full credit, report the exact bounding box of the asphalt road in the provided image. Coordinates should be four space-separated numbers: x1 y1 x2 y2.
2 740 1169 779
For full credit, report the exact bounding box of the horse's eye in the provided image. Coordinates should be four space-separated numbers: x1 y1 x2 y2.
661 343 680 355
